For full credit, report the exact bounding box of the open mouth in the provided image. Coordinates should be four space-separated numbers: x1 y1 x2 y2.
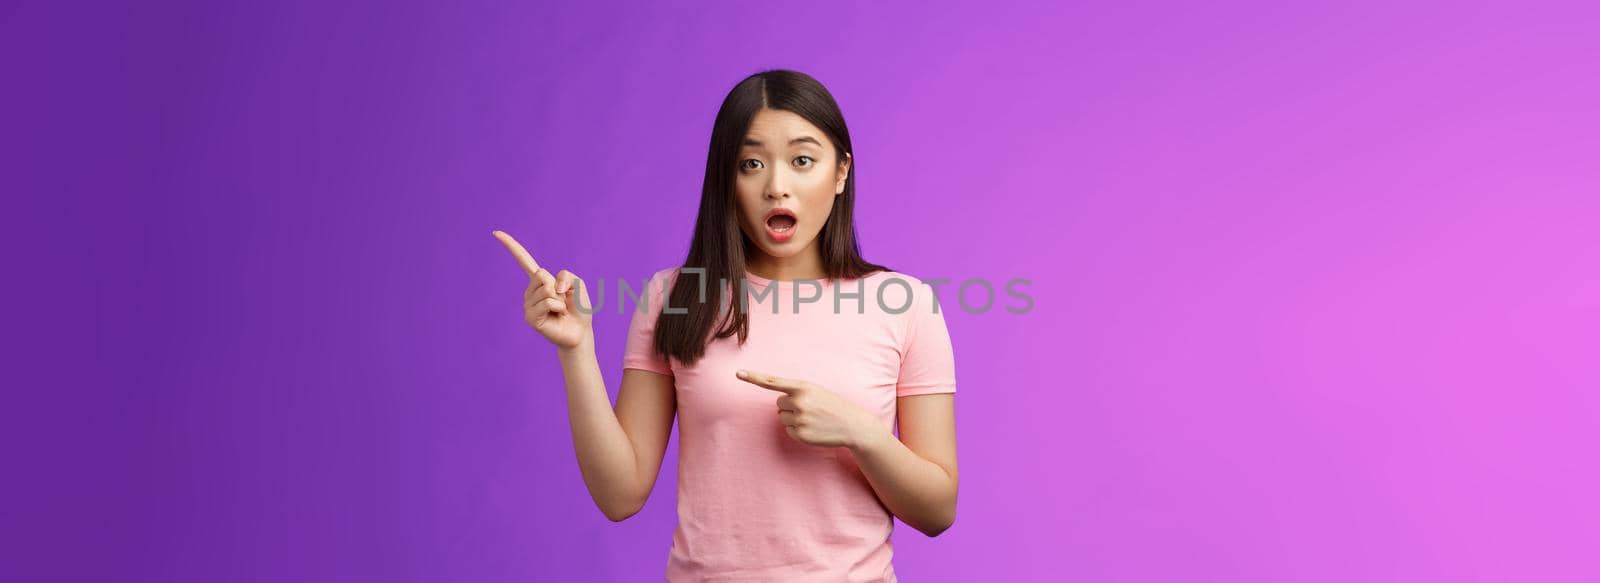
763 208 797 242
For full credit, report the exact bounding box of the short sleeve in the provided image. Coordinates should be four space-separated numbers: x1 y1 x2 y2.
621 269 674 376
896 280 957 396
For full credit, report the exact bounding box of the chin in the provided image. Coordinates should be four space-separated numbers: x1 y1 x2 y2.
766 235 816 256
752 244 793 259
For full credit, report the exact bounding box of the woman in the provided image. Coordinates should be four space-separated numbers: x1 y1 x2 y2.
493 69 957 582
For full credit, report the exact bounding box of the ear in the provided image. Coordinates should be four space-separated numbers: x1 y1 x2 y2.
835 152 852 195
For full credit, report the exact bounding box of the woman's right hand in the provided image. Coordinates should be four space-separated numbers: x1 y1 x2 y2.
492 230 594 350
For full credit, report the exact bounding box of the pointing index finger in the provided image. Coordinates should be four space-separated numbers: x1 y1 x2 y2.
491 230 541 277
735 370 802 393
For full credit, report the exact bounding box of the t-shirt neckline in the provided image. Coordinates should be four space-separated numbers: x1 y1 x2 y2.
742 269 837 290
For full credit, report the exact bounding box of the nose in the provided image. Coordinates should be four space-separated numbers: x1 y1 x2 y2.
764 167 790 200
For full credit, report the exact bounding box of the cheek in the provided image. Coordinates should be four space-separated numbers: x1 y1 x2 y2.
804 197 835 230
733 182 758 212
797 175 833 208
734 190 767 233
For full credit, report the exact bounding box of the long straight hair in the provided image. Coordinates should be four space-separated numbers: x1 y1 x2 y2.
653 69 889 367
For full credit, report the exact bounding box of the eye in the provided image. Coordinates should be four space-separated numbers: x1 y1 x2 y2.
739 159 764 172
793 156 815 168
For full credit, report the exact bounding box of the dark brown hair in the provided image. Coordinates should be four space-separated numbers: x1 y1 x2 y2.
652 69 889 367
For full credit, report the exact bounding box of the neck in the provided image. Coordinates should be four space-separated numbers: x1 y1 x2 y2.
746 243 826 282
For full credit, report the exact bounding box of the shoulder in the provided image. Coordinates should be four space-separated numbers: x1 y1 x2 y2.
856 271 953 356
639 266 682 290
621 267 682 315
863 269 940 298
865 269 933 286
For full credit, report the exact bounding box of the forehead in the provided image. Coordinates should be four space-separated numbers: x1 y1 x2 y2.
742 109 829 148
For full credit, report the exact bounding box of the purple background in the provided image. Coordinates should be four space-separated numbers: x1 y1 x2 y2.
6 1 1599 581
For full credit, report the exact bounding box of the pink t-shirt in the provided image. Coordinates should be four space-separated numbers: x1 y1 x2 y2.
622 266 958 582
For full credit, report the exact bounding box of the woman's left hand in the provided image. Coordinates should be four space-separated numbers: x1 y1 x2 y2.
736 369 887 450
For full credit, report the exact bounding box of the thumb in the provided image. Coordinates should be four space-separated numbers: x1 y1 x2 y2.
567 274 595 314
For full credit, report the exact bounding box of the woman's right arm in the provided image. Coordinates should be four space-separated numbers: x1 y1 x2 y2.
558 339 676 521
493 230 676 522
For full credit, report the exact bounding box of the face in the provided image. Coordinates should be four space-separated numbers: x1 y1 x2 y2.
734 108 852 267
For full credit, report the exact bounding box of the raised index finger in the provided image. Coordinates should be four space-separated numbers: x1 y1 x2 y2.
735 370 803 394
491 230 540 277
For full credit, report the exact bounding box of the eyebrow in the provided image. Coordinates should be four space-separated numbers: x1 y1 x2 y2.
741 136 823 148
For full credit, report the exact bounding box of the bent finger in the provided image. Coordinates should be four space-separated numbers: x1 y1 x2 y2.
541 296 567 314
555 269 577 295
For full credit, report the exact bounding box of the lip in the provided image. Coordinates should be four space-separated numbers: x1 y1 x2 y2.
762 207 798 243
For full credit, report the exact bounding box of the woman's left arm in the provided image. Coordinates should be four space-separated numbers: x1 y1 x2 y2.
736 371 958 537
849 393 958 537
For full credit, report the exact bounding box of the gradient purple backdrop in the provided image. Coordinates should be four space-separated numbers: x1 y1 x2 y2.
6 1 1599 581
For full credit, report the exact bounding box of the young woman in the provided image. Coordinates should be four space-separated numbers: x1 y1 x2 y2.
492 69 957 582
